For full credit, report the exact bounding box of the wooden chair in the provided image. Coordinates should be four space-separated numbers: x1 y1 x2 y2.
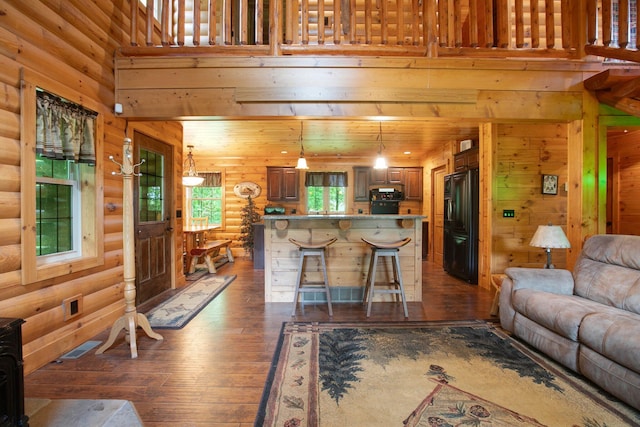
361 237 411 318
289 238 337 316
190 217 208 227
190 217 209 246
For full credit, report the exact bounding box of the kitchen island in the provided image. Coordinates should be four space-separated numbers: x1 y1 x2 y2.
262 214 424 303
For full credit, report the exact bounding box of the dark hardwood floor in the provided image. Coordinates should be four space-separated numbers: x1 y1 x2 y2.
23 259 496 426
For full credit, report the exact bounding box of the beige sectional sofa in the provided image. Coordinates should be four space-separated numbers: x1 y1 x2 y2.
500 234 640 410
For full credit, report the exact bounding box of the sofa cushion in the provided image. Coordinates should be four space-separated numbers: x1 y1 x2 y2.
579 346 640 411
574 235 640 315
512 289 605 341
579 311 640 374
513 313 580 372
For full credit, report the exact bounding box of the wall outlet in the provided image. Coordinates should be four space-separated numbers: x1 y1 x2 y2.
63 294 83 321
503 209 515 218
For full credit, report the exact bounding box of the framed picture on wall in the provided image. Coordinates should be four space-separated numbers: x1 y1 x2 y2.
542 174 558 195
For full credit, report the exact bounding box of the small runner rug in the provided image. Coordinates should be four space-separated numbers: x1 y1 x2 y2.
146 274 236 329
256 320 640 427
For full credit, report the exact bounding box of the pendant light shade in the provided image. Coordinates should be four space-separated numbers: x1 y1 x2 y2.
182 145 204 186
373 122 388 169
295 122 309 169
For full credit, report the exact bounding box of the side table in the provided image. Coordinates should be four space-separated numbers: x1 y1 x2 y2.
490 274 506 316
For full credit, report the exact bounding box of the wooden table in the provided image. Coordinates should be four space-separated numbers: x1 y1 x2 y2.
183 224 219 272
490 274 506 316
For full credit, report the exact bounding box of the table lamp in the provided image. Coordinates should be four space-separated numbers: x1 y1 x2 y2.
529 224 571 269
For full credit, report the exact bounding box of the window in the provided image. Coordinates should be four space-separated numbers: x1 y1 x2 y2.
21 74 104 284
139 0 165 22
35 155 80 258
305 172 348 214
188 172 224 226
139 148 165 222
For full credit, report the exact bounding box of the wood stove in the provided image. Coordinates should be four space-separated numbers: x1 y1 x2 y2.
0 318 28 427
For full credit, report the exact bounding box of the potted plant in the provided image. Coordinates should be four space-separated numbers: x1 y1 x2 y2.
239 195 261 258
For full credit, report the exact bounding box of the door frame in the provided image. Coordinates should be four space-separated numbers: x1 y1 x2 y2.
129 125 178 295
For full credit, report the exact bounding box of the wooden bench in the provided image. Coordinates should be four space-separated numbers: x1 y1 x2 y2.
189 240 234 274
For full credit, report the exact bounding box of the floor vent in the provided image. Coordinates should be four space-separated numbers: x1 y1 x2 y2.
60 341 101 359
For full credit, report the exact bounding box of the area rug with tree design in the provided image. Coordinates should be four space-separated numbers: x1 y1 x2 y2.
255 320 640 427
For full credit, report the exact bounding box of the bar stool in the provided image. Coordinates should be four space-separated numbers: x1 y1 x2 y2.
361 237 411 318
289 237 337 316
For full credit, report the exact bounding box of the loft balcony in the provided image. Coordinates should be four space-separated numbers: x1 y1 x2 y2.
122 0 640 62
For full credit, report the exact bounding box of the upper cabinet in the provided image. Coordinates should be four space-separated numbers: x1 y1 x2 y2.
370 167 404 185
354 166 422 201
454 146 479 172
267 167 300 201
403 167 423 201
353 167 371 201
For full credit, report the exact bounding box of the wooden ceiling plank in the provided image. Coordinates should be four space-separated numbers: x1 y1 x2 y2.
583 68 640 91
610 76 640 99
596 90 640 117
234 87 479 103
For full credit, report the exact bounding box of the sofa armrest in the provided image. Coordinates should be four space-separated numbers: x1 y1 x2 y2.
504 267 574 295
499 267 575 333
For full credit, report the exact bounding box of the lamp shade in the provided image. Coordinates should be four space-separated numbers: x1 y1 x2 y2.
529 225 571 249
296 156 309 169
373 155 388 169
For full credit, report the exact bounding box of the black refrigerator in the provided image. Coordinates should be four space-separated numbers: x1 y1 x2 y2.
443 168 479 284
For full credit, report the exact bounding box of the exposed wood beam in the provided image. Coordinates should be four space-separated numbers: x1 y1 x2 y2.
585 45 640 63
595 90 640 117
234 87 479 103
583 69 640 91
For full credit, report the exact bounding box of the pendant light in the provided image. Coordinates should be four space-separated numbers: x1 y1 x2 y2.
373 122 388 169
182 145 205 186
295 122 309 169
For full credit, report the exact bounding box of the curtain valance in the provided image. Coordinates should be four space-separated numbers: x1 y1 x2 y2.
201 172 222 187
305 172 348 187
36 89 97 165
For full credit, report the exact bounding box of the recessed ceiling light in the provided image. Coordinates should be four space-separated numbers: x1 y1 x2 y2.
404 151 411 155
281 150 288 154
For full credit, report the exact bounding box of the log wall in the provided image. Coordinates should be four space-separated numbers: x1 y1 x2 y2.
608 130 640 235
197 157 425 254
491 123 569 272
0 1 183 374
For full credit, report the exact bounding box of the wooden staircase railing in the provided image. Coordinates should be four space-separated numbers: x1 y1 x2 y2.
123 0 639 62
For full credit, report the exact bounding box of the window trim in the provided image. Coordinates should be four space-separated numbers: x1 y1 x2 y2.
36 175 81 260
21 70 104 285
185 171 226 230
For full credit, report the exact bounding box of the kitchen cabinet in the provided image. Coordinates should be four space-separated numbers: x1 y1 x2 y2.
354 166 422 201
353 167 371 201
267 167 299 201
370 167 404 185
404 167 423 200
454 146 479 172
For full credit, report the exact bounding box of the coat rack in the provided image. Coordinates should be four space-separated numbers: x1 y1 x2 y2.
96 136 163 358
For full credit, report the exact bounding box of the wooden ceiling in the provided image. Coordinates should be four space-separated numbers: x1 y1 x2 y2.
182 119 480 161
585 69 640 117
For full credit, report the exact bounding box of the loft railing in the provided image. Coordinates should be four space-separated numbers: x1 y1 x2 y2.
125 0 639 62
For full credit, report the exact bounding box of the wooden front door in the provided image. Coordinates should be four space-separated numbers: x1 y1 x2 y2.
432 165 447 267
134 131 173 305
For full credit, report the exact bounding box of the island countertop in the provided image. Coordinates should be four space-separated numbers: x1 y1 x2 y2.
262 214 425 220
262 214 425 304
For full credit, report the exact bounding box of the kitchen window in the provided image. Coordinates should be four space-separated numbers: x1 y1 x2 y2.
188 172 225 227
305 172 347 214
